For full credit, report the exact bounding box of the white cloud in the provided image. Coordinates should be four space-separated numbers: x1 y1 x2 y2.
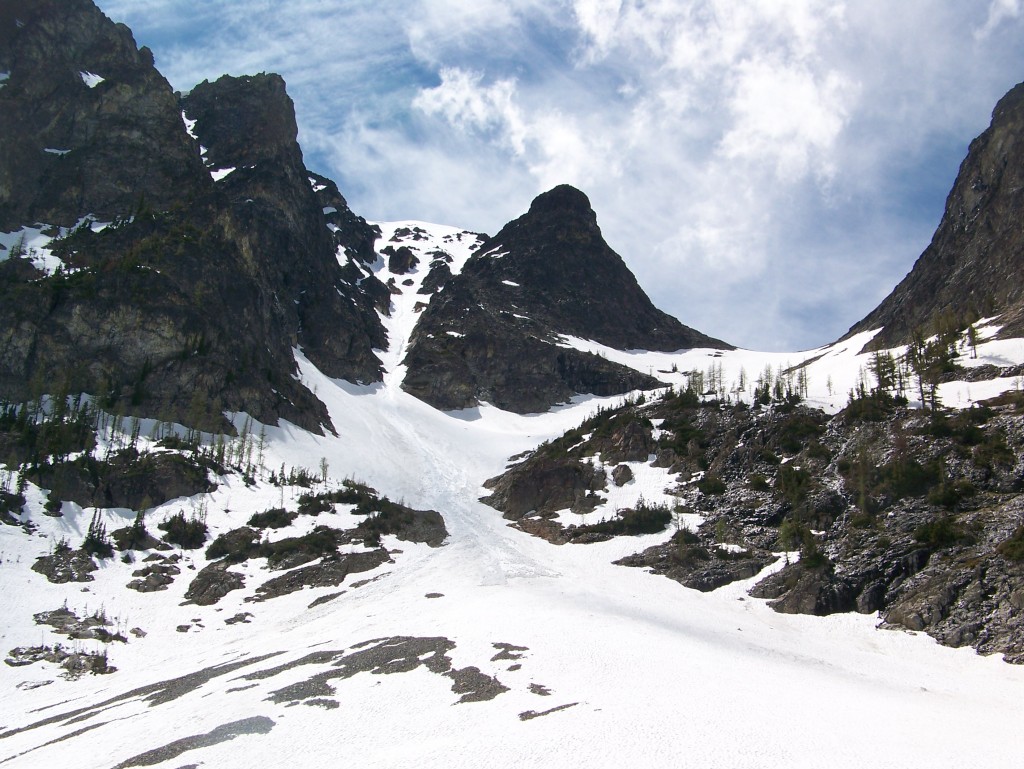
414 69 527 154
977 0 1022 39
719 61 857 183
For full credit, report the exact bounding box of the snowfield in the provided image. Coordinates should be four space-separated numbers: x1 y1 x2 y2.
2 224 1024 768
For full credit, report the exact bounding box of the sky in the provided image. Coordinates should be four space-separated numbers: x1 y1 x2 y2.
97 0 1024 352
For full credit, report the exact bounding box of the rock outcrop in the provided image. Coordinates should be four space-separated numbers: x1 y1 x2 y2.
0 0 206 229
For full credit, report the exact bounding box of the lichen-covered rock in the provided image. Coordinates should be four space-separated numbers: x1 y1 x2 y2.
184 561 245 606
32 547 97 584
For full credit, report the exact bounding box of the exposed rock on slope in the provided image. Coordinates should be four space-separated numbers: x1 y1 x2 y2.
403 186 731 412
848 81 1024 348
484 386 1024 662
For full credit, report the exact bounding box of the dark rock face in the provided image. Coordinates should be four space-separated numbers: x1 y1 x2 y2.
847 81 1024 348
0 0 206 229
252 549 391 601
29 448 214 510
0 2 388 433
749 562 857 615
482 456 605 520
180 74 386 392
403 185 730 413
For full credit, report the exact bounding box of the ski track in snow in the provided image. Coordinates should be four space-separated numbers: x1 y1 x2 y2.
2 230 1024 767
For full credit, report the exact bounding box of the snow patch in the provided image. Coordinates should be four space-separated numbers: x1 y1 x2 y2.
79 71 105 88
210 167 236 182
181 110 198 140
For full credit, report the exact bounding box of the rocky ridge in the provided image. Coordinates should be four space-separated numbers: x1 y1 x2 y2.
0 2 387 433
848 82 1024 349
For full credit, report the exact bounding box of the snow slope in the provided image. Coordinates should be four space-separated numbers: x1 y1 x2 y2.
2 225 1024 769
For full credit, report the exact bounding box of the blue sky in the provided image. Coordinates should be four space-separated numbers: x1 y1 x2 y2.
99 0 1024 352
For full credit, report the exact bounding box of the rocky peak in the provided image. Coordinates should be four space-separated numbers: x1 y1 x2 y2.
0 0 207 229
520 183 598 229
0 1 388 433
400 186 730 413
182 74 304 171
450 185 730 353
847 79 1024 348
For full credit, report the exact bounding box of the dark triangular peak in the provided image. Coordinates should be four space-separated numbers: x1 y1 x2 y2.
471 185 731 352
401 185 730 413
847 81 1024 349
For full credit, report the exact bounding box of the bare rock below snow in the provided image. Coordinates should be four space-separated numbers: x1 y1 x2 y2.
251 549 392 601
31 447 215 512
611 464 633 487
5 644 115 678
382 244 419 275
749 562 858 615
127 559 181 593
184 561 245 606
34 605 126 643
616 532 778 593
482 456 605 521
31 547 97 584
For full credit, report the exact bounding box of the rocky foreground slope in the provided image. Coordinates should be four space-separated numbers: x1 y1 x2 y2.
483 377 1024 661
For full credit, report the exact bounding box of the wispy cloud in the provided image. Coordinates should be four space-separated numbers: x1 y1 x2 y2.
96 0 1024 351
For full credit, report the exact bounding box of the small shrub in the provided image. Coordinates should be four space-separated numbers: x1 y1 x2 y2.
697 475 726 495
206 526 260 563
775 413 825 454
81 511 114 559
749 473 771 492
927 479 976 509
158 511 208 549
973 433 1015 470
575 501 672 537
849 512 875 529
247 508 296 529
997 526 1024 561
775 465 812 505
914 516 974 549
673 527 700 545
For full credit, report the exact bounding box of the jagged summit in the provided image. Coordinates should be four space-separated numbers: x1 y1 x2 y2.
0 2 387 432
400 185 730 413
476 185 730 352
521 183 597 222
847 79 1024 348
0 0 206 229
